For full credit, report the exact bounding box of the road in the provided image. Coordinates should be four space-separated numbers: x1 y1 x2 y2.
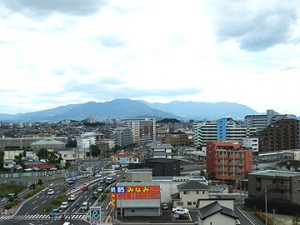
0 159 113 224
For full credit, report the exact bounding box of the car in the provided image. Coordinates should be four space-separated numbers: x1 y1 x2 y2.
82 186 89 191
161 203 169 210
172 206 183 213
81 201 89 211
173 208 189 215
97 186 103 192
49 208 60 218
197 161 205 165
63 222 73 225
60 201 69 210
68 194 76 201
94 174 102 177
92 191 99 199
68 179 75 185
47 189 54 195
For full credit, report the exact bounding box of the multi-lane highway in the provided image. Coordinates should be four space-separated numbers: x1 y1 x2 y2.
0 159 115 225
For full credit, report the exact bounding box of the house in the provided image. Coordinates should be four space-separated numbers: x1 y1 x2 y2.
3 159 16 170
112 152 139 167
198 200 240 225
172 180 210 209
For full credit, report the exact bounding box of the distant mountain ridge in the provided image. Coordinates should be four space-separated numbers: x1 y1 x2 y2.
0 99 258 122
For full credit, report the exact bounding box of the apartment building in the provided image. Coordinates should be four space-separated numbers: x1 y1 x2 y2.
245 109 296 132
206 141 253 182
113 127 133 147
193 118 256 148
248 170 300 204
257 119 300 152
119 118 156 144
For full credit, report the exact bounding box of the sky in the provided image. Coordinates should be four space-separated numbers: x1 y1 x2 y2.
1 0 300 116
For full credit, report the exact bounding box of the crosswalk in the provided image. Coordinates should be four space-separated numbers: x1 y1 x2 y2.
0 213 86 220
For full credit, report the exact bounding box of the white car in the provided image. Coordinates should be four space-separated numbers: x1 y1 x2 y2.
47 189 54 195
68 194 76 201
97 186 103 192
60 201 69 210
172 206 183 212
81 201 89 211
173 208 189 215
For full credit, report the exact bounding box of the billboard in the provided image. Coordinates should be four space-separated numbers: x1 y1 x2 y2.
110 185 160 205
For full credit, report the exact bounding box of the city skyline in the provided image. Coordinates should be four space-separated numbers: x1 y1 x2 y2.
1 1 300 115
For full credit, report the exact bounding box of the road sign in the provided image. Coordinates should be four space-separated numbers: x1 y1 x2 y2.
90 206 101 225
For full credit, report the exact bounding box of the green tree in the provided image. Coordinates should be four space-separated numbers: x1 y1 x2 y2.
90 145 100 157
0 150 4 171
36 148 49 160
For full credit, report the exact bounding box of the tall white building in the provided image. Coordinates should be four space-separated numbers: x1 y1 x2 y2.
193 118 257 148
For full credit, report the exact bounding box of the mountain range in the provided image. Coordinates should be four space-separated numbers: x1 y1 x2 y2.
0 99 259 122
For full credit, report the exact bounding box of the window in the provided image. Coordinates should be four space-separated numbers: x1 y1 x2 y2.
187 202 192 205
196 191 199 194
183 191 190 195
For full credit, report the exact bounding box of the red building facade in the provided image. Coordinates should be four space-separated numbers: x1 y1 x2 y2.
206 141 253 182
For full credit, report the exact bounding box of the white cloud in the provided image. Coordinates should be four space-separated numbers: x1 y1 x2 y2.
0 0 300 116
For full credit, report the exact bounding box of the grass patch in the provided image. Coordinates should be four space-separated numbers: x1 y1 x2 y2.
41 194 68 214
0 184 26 197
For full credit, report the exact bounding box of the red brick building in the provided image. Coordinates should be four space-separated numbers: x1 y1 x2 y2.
206 141 253 183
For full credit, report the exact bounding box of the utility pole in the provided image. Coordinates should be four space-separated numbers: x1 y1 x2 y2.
272 209 276 225
265 187 268 225
69 188 72 224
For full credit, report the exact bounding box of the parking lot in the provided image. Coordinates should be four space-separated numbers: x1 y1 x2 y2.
113 210 198 224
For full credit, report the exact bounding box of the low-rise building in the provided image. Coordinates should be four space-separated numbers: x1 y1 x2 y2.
172 180 210 209
112 182 161 217
248 170 300 204
197 199 239 225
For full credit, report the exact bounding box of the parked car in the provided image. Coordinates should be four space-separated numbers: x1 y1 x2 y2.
60 201 69 210
172 206 183 213
68 194 76 201
49 208 60 218
47 189 54 195
161 203 169 210
173 208 189 215
81 202 89 211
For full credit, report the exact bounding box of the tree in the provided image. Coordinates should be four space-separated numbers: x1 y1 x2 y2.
90 145 100 157
0 150 4 171
36 148 49 160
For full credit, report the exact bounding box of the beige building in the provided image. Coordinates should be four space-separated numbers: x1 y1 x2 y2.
125 169 152 182
172 180 210 209
3 150 24 160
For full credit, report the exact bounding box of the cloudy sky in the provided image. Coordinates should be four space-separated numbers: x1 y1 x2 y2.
1 0 300 116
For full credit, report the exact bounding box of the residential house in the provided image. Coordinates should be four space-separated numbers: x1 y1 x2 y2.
197 199 240 225
172 180 210 209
